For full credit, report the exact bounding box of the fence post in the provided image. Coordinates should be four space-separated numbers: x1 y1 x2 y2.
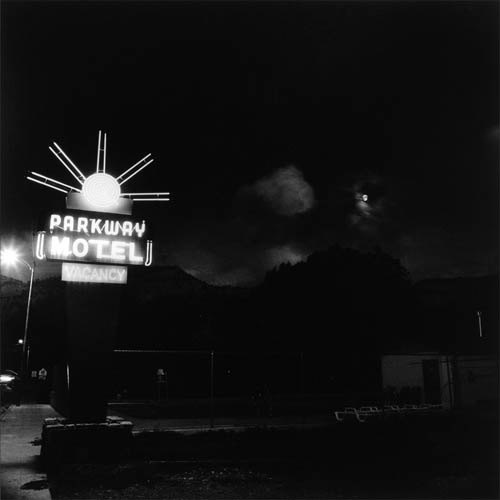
209 350 214 429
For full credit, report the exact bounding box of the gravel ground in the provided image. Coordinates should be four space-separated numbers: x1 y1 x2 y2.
49 460 496 500
48 411 498 500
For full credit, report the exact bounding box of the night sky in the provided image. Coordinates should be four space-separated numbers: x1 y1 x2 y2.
1 1 498 285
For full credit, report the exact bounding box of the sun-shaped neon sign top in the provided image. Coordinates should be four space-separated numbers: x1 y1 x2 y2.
27 131 170 208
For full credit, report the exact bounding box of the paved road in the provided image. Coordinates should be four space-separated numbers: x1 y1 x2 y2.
1 405 59 500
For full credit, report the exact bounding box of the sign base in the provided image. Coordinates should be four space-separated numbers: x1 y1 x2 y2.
65 281 123 423
41 416 133 471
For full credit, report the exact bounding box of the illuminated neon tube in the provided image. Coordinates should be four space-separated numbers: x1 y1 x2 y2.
145 240 153 267
35 232 46 260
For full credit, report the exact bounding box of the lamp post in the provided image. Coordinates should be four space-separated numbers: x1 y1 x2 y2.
1 247 35 379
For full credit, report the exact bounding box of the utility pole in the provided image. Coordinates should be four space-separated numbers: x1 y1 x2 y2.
300 352 305 424
209 350 214 428
476 311 483 338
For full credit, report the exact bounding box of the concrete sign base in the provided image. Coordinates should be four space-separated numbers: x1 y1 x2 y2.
41 416 133 471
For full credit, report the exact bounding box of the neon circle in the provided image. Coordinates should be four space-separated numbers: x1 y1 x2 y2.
82 173 121 209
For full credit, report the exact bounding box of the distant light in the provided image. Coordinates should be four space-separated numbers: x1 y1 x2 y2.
1 247 20 267
362 194 368 202
17 339 24 345
82 173 121 209
0 374 14 384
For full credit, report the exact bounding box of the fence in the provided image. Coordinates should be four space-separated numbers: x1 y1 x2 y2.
109 350 383 423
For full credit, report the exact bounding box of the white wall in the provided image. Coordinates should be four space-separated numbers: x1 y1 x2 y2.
382 354 432 388
381 354 453 409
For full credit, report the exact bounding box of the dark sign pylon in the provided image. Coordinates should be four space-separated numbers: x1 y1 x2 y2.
30 131 170 422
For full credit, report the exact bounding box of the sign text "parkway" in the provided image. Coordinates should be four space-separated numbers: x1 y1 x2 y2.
49 214 146 238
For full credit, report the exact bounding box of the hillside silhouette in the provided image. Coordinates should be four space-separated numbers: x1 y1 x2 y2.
1 247 497 374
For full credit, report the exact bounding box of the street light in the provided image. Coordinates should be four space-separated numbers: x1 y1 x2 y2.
1 247 35 379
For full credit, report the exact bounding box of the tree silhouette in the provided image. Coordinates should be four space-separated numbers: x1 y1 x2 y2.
253 245 413 355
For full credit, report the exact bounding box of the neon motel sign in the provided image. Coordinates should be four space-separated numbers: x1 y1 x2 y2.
30 131 170 284
41 213 151 266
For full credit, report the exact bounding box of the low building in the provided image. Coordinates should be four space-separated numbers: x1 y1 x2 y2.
453 355 499 408
381 353 498 409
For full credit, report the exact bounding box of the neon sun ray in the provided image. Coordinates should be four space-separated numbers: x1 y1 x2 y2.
29 131 171 204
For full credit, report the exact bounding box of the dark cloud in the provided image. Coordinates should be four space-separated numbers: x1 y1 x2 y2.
158 168 316 284
241 166 315 216
2 2 497 286
265 245 307 268
393 228 499 280
487 125 500 142
349 174 387 236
